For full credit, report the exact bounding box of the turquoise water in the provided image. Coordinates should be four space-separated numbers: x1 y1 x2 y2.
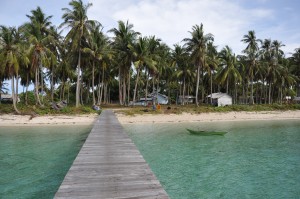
123 120 300 199
0 125 92 199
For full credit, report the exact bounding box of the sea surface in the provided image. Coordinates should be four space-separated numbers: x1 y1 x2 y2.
123 120 300 199
0 125 92 199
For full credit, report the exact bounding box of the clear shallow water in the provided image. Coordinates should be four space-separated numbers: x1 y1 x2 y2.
0 125 92 199
123 120 300 199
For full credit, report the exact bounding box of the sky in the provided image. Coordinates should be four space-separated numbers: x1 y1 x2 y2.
0 0 299 56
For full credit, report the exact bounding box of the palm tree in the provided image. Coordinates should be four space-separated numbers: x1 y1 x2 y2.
206 42 219 104
129 36 155 104
265 40 285 103
289 48 300 96
171 44 191 105
144 36 160 105
260 39 273 104
183 24 214 106
56 43 75 102
155 43 171 99
0 26 29 113
47 26 61 103
109 20 140 105
241 30 261 104
23 6 56 106
83 23 113 105
60 0 96 107
276 59 297 104
217 46 241 97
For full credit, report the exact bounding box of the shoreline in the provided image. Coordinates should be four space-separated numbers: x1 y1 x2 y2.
0 114 98 126
116 110 300 124
1 110 299 126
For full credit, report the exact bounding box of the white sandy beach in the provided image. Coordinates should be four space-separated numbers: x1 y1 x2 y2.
1 110 300 126
116 110 300 124
0 114 98 126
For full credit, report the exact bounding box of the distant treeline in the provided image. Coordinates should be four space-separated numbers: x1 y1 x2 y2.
0 0 299 114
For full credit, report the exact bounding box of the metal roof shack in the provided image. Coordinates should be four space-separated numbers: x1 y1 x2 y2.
207 92 232 107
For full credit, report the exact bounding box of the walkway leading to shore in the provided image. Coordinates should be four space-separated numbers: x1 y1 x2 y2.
55 110 169 199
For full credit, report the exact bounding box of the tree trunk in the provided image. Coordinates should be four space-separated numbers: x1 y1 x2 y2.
168 81 171 105
51 64 54 102
133 67 140 103
11 76 20 114
235 80 238 105
61 81 65 101
25 73 29 105
268 82 272 104
152 76 156 106
201 67 205 103
195 65 200 106
16 75 19 102
210 74 213 105
250 76 254 105
103 83 107 104
66 81 69 103
280 85 283 105
226 77 229 94
92 61 95 105
76 49 81 107
80 78 84 105
97 71 101 104
123 72 126 106
85 81 90 104
145 72 149 106
40 64 44 104
99 67 105 105
35 67 42 106
182 78 186 105
127 70 131 105
118 67 122 105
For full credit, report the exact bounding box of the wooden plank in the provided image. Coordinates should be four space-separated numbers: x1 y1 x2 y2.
55 110 169 199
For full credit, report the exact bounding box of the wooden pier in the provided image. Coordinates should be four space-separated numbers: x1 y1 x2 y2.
55 110 169 199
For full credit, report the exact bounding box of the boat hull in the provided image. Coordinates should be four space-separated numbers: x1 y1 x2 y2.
186 129 227 136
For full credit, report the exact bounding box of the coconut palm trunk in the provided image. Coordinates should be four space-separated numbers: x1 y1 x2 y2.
127 71 131 105
182 77 186 105
210 74 213 105
118 67 122 105
51 64 54 102
145 72 149 106
76 48 81 107
40 64 44 104
92 61 95 105
11 76 20 114
99 67 105 105
123 73 126 105
250 75 254 105
35 67 42 106
25 73 29 105
133 67 140 103
268 82 272 104
195 65 200 106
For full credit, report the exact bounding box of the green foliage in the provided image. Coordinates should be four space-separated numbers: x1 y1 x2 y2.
0 103 101 115
114 104 300 116
0 104 14 114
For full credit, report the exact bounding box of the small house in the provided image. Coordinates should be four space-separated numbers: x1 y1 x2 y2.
130 92 168 106
0 93 20 103
153 93 168 105
207 93 232 107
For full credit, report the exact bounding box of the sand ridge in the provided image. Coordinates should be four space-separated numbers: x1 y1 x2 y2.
115 110 300 124
0 114 98 126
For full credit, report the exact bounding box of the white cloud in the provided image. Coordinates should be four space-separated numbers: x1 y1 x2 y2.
89 0 295 54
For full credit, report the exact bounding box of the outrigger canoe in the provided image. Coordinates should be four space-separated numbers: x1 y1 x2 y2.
186 128 227 136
